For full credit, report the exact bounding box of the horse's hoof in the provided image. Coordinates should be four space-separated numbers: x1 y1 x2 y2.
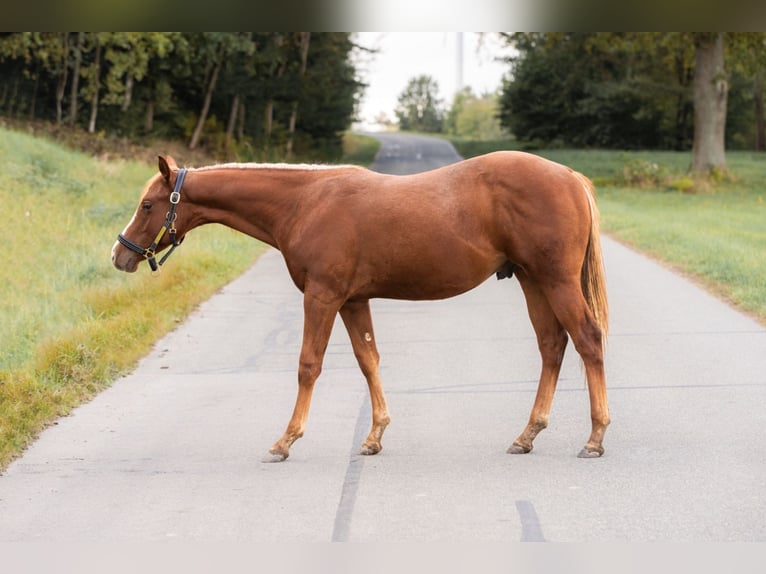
360 443 381 456
577 447 604 459
262 451 288 463
507 442 532 454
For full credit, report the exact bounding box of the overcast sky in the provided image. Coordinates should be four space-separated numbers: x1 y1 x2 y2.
352 33 514 130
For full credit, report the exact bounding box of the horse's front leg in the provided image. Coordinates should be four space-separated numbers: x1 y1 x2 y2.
339 299 390 455
263 291 340 463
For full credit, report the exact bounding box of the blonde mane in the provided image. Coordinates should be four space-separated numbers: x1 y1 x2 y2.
193 162 360 172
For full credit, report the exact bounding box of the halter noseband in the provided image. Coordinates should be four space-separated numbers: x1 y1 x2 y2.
117 168 187 273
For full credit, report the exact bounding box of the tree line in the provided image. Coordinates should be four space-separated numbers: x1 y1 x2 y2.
0 33 362 161
499 32 766 174
395 33 766 176
394 75 506 140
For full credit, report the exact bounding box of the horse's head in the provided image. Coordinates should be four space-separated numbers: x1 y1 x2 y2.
111 155 189 273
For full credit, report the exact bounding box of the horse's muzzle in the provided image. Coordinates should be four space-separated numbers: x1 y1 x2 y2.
111 240 140 273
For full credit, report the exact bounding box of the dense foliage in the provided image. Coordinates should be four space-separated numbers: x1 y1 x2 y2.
444 87 506 140
499 33 766 151
0 33 363 161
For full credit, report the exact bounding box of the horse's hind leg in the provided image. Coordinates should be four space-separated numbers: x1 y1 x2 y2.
543 280 610 458
263 291 339 462
339 300 391 455
509 276 569 454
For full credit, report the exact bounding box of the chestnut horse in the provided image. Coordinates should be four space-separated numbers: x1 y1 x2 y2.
112 152 610 460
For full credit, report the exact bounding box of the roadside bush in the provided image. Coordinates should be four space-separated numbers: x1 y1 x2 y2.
621 158 667 187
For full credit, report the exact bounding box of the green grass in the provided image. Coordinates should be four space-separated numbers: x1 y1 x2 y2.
343 132 381 165
597 182 766 320
0 127 266 469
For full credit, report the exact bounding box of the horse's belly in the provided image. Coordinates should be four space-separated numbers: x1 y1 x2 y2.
358 249 505 301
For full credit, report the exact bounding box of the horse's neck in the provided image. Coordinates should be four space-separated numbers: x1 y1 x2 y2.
189 167 318 248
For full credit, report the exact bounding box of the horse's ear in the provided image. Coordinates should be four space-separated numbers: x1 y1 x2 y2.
158 155 178 182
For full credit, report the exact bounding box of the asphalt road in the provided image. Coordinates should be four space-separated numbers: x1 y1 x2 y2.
1 133 765 542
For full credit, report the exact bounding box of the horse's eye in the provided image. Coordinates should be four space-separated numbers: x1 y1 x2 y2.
141 202 152 212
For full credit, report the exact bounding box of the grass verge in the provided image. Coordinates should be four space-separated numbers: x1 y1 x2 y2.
343 132 382 165
0 128 265 470
596 184 766 322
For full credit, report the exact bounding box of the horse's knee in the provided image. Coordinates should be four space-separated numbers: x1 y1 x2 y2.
298 360 321 385
353 349 380 379
539 329 568 366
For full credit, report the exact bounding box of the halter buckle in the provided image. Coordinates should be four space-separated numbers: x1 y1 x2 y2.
170 190 181 204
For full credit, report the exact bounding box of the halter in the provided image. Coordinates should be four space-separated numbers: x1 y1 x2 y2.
117 168 187 273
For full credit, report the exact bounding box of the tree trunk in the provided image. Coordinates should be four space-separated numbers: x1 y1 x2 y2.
189 50 222 150
285 32 311 159
88 40 101 133
691 33 728 175
264 100 274 142
55 33 69 125
264 33 288 146
225 93 240 154
55 75 66 124
122 75 134 112
237 99 246 140
69 32 84 128
285 100 299 158
0 82 8 111
755 68 765 151
7 75 19 116
29 69 39 120
673 50 693 150
144 100 155 132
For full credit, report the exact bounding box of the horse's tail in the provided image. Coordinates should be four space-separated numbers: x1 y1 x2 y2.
575 172 609 343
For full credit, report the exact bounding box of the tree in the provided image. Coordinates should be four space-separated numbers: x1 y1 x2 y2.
500 33 766 173
186 33 255 150
136 33 189 135
395 75 444 133
285 33 363 159
52 33 70 125
445 87 505 140
100 34 182 123
724 32 766 151
259 33 289 146
68 32 84 128
691 33 728 174
86 35 101 133
285 32 311 159
499 33 691 149
188 34 223 150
